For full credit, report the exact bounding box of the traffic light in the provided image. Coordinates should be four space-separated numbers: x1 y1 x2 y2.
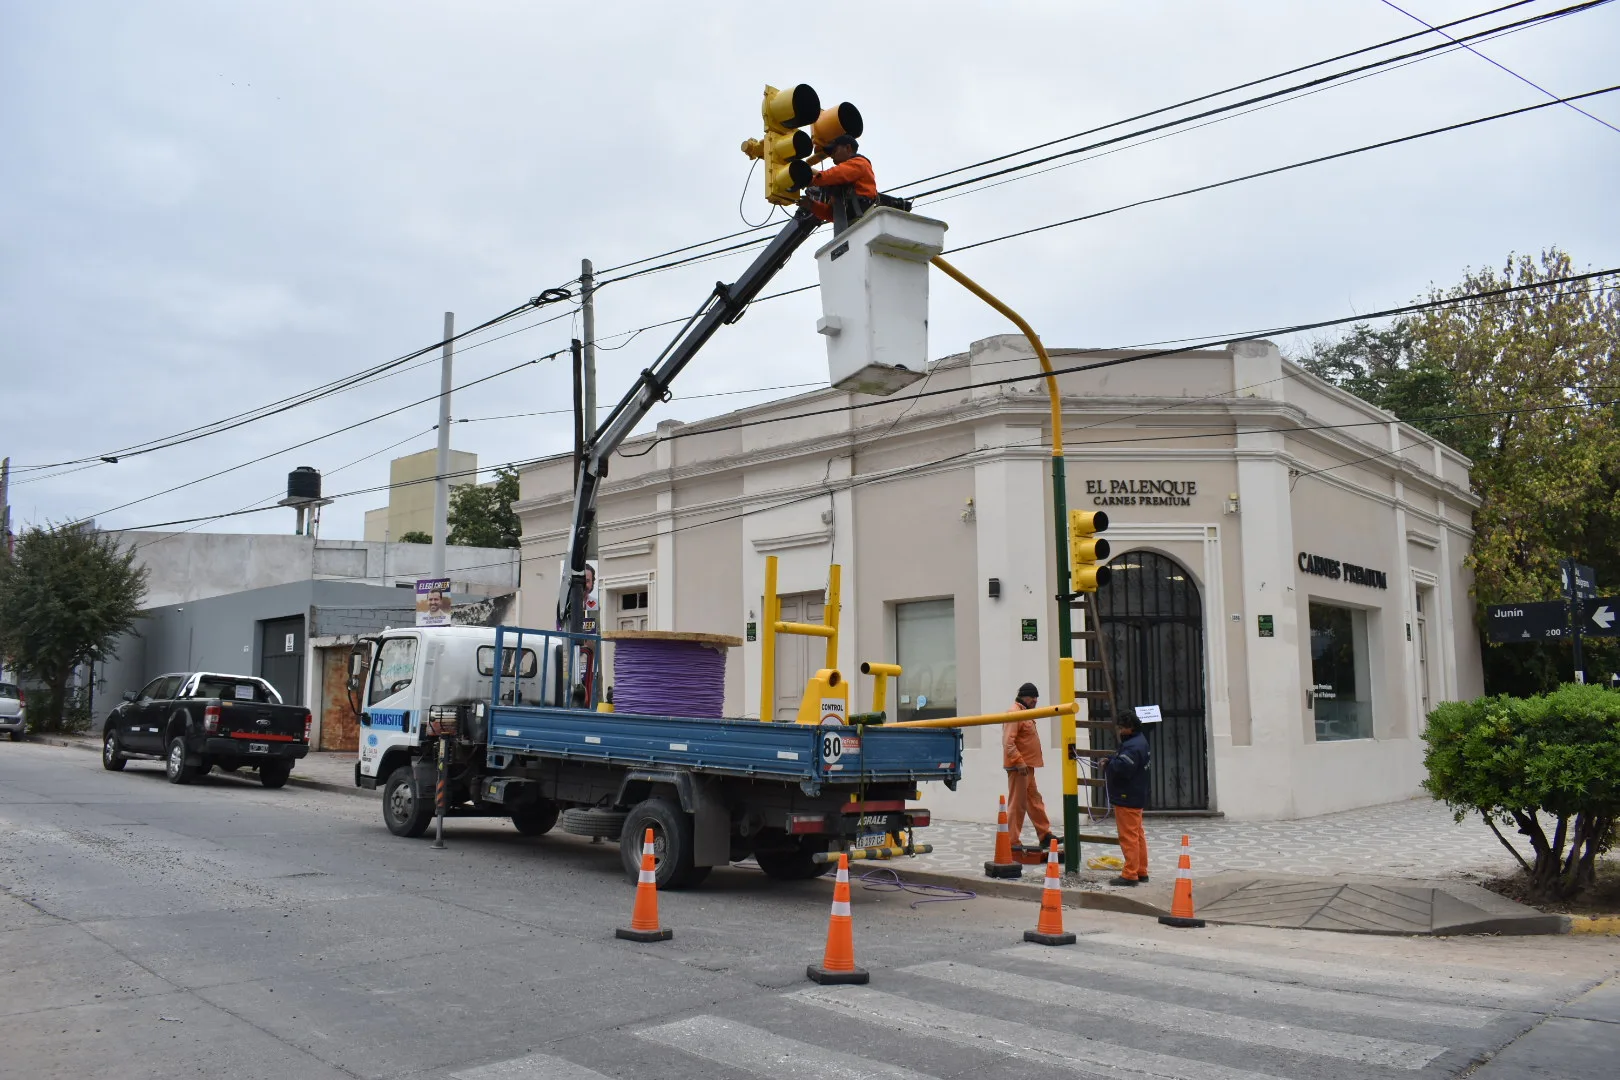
1068 510 1112 593
739 84 820 205
809 101 863 161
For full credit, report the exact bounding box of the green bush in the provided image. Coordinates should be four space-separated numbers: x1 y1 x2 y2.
1423 684 1620 900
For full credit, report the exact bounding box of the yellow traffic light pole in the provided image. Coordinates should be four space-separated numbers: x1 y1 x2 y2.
928 255 1086 873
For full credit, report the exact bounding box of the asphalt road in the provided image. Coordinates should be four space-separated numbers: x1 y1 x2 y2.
2 741 1616 1080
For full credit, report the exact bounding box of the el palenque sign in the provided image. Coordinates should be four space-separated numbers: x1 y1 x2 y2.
1085 478 1198 507
1297 552 1389 589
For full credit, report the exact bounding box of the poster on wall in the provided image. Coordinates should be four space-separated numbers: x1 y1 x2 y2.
415 578 452 627
557 560 600 632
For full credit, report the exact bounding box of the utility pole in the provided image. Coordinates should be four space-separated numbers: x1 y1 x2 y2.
580 259 598 572
432 312 454 578
0 456 11 559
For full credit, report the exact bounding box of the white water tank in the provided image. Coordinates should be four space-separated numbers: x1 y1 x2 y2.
814 207 948 396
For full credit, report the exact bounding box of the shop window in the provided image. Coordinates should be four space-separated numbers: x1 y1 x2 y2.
1309 603 1372 741
896 599 956 722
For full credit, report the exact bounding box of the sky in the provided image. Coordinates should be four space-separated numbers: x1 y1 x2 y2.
2 0 1617 540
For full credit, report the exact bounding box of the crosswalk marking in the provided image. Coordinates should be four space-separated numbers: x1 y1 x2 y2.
638 1015 941 1080
1080 932 1548 1002
449 1052 613 1080
907 960 1445 1069
1004 944 1499 1029
794 984 1292 1080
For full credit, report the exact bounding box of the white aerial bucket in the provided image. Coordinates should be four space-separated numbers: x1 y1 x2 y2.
814 207 948 396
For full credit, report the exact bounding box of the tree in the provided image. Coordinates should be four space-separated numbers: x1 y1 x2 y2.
447 467 521 549
1298 249 1620 694
1424 684 1619 901
0 524 148 732
398 531 432 544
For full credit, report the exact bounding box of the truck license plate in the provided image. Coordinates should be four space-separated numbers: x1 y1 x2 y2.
856 832 889 849
249 742 269 754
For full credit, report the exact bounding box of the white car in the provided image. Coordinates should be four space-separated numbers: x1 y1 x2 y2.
0 683 25 741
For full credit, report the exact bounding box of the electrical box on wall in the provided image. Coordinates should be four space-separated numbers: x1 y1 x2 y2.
814 207 948 396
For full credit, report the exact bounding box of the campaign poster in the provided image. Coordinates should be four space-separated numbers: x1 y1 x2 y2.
415 578 452 627
558 560 599 632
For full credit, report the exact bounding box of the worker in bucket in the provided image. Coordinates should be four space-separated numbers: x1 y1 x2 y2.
1104 713 1152 885
1003 682 1057 852
798 134 877 233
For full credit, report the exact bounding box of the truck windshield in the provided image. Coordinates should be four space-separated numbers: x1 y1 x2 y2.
190 677 279 703
370 637 418 703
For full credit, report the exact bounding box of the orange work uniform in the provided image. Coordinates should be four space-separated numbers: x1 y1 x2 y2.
803 155 877 222
1002 702 1052 846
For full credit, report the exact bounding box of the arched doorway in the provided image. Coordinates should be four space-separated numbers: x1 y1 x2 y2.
1087 550 1208 810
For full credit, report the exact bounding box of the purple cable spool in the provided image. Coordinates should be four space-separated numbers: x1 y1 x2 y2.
606 631 742 719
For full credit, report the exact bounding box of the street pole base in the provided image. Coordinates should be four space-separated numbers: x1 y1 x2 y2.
1158 916 1206 929
430 840 445 850
807 964 870 985
1023 929 1077 946
615 927 673 942
984 861 1023 879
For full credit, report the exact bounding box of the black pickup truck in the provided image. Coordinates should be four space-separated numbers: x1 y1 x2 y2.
101 672 310 787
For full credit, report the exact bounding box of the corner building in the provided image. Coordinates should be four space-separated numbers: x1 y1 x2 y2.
516 336 1483 822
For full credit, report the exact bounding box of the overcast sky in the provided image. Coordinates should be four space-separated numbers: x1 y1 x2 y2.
3 0 1617 540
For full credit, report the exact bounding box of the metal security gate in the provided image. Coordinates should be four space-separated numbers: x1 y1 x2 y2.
1086 551 1208 811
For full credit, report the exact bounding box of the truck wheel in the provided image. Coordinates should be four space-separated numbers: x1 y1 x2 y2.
619 797 704 890
560 807 627 840
382 765 433 838
511 800 559 836
165 738 197 785
259 761 293 789
102 729 127 771
755 847 834 881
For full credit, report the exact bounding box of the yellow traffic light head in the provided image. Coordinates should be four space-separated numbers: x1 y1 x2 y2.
810 101 863 150
1070 509 1109 535
762 84 821 132
1068 508 1112 593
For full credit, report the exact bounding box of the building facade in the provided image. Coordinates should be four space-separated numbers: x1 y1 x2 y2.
363 447 479 542
515 336 1483 822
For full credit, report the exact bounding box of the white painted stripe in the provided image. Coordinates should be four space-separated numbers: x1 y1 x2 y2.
1003 946 1498 1029
1081 932 1546 1001
794 985 1289 1080
831 900 851 916
669 742 688 751
638 869 656 884
907 961 1445 1069
639 1015 940 1079
777 750 799 760
584 735 601 744
1177 867 1192 879
451 1051 613 1079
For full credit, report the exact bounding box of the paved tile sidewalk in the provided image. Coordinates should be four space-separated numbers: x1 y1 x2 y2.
913 798 1534 883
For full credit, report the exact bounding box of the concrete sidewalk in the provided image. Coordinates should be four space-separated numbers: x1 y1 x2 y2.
27 735 1567 935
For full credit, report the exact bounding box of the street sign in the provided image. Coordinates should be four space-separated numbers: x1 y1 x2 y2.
1485 601 1568 643
1583 597 1620 637
1561 559 1598 600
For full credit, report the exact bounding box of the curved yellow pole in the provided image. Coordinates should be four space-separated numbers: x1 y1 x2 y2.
888 701 1078 729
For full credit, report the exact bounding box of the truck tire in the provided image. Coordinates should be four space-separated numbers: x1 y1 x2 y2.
510 800 559 836
165 738 198 785
755 846 835 881
560 807 627 840
259 761 293 789
619 797 706 890
382 765 433 838
102 729 127 771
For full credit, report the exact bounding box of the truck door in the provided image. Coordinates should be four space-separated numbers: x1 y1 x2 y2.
127 675 182 752
359 634 421 780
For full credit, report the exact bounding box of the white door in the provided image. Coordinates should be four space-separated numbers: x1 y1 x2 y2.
774 592 825 720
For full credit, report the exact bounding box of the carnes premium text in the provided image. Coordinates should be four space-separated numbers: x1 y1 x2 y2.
1297 551 1388 589
1085 479 1197 507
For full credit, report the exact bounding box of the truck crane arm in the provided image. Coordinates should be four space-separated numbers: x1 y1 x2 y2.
558 207 821 630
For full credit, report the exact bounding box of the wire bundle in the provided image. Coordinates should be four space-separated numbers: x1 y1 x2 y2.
612 638 729 719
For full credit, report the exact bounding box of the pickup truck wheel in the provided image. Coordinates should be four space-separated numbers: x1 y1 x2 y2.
382 766 433 838
259 761 293 789
755 847 834 881
510 800 559 836
165 738 197 785
102 730 127 771
620 798 702 890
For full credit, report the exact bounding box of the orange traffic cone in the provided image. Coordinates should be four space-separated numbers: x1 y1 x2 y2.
807 853 869 984
1159 834 1206 929
1023 838 1076 946
983 794 1023 879
615 828 673 942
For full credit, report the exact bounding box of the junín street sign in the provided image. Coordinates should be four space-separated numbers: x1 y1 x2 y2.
1485 601 1568 643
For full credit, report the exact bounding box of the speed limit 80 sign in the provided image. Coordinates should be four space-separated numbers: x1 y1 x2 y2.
821 730 860 768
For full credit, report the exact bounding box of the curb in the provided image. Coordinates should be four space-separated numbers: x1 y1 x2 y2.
1567 915 1620 935
885 866 1170 919
27 734 369 800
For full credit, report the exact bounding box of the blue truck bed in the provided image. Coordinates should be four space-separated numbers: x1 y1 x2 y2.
485 704 962 788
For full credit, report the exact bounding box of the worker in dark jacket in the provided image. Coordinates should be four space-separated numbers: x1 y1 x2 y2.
1104 715 1152 885
798 134 877 232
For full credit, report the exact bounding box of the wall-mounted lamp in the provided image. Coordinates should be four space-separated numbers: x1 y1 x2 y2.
987 577 1001 599
961 497 976 524
1225 492 1240 515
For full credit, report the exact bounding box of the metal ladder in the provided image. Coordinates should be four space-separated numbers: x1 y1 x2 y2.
1069 591 1121 815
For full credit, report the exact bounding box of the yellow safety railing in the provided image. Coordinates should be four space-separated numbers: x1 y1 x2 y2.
759 556 841 721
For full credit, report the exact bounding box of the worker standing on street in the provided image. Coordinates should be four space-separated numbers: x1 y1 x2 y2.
1104 714 1152 885
798 134 877 233
1003 682 1057 852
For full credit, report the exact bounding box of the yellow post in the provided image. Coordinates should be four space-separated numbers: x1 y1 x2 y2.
760 555 779 721
1059 654 1077 814
824 564 841 670
861 661 902 715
